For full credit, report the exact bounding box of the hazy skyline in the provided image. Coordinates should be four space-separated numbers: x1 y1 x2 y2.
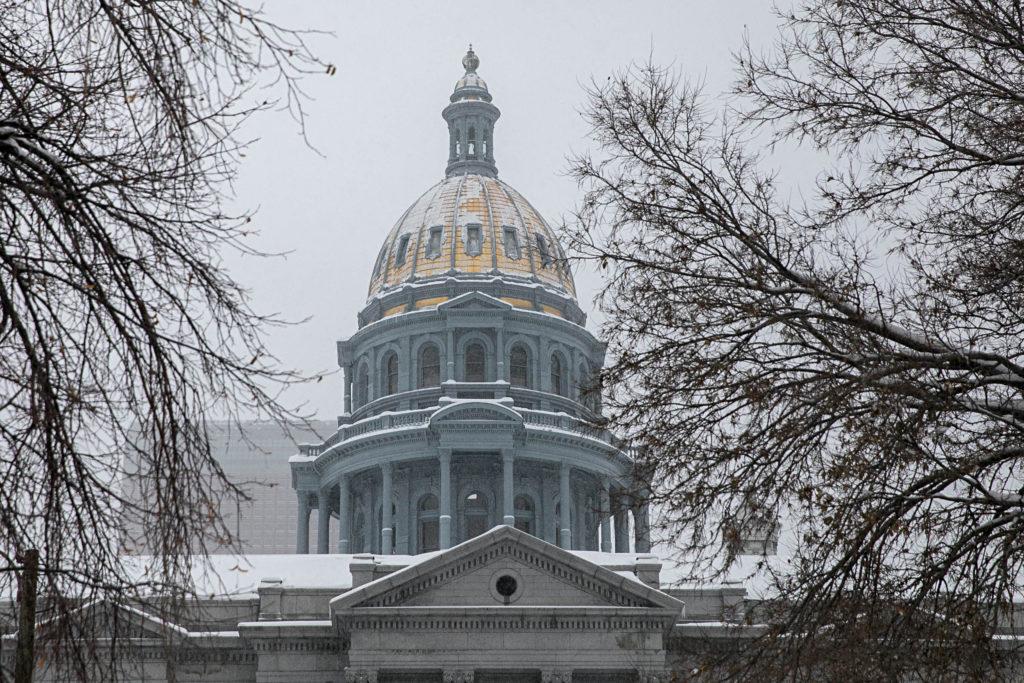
228 1 782 418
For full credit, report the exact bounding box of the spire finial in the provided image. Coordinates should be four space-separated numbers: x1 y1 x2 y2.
462 45 479 74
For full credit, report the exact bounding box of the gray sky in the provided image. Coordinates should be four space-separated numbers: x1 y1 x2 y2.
228 0 783 419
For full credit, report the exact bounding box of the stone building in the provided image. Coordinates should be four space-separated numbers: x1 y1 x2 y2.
2 48 771 683
288 45 650 562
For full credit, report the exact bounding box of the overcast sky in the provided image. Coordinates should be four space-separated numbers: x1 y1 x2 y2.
227 1 784 419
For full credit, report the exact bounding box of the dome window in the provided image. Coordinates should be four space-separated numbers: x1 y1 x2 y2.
382 352 399 396
503 227 520 260
356 363 369 407
418 344 441 388
465 224 482 256
464 342 486 382
550 353 566 396
536 234 552 268
468 126 477 158
426 226 444 259
394 234 411 267
509 344 530 388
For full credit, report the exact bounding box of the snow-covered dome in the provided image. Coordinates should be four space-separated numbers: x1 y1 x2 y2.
366 47 576 302
367 174 576 300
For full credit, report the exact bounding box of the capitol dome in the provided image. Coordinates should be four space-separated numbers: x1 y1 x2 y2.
367 174 576 299
291 47 646 568
365 46 577 317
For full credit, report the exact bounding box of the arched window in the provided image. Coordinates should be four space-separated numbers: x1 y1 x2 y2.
464 491 489 540
418 344 441 388
468 126 477 157
464 342 486 382
356 364 369 407
483 127 491 157
514 494 535 536
510 345 529 388
382 352 399 396
417 494 439 552
550 353 566 396
577 362 599 411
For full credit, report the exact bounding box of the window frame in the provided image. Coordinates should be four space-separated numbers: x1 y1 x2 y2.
464 341 487 382
425 225 444 259
418 343 441 388
465 224 483 256
394 234 411 266
503 226 521 259
536 234 552 268
509 344 530 388
382 352 399 396
550 352 566 396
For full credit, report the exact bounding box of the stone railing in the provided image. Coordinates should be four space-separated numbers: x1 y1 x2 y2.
518 408 614 445
300 406 627 460
317 408 436 453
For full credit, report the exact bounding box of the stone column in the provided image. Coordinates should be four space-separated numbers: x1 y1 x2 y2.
317 488 330 554
381 462 393 554
614 489 630 553
502 450 515 526
634 495 652 553
296 493 310 554
559 462 572 549
496 327 505 381
344 364 353 414
439 449 452 549
599 478 612 552
338 475 350 553
446 328 456 381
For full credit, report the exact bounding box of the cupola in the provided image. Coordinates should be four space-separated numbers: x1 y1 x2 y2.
443 46 501 178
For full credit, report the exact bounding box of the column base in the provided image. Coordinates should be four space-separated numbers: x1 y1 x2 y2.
381 528 393 555
503 515 516 526
560 528 571 550
338 539 349 554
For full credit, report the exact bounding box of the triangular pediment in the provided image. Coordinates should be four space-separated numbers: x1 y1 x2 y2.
7 599 187 642
331 526 682 613
438 291 512 313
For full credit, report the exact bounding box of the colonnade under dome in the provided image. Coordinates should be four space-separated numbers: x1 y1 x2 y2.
295 446 651 556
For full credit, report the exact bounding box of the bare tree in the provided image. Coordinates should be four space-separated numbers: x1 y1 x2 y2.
567 1 1024 679
0 1 324 678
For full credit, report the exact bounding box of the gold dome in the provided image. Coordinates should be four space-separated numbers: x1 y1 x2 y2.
367 173 576 300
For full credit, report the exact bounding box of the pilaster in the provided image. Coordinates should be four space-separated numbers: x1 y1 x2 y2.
338 475 350 553
502 449 515 526
381 462 393 554
439 449 452 549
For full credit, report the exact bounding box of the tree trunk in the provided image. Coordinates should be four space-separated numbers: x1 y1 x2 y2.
14 549 39 683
